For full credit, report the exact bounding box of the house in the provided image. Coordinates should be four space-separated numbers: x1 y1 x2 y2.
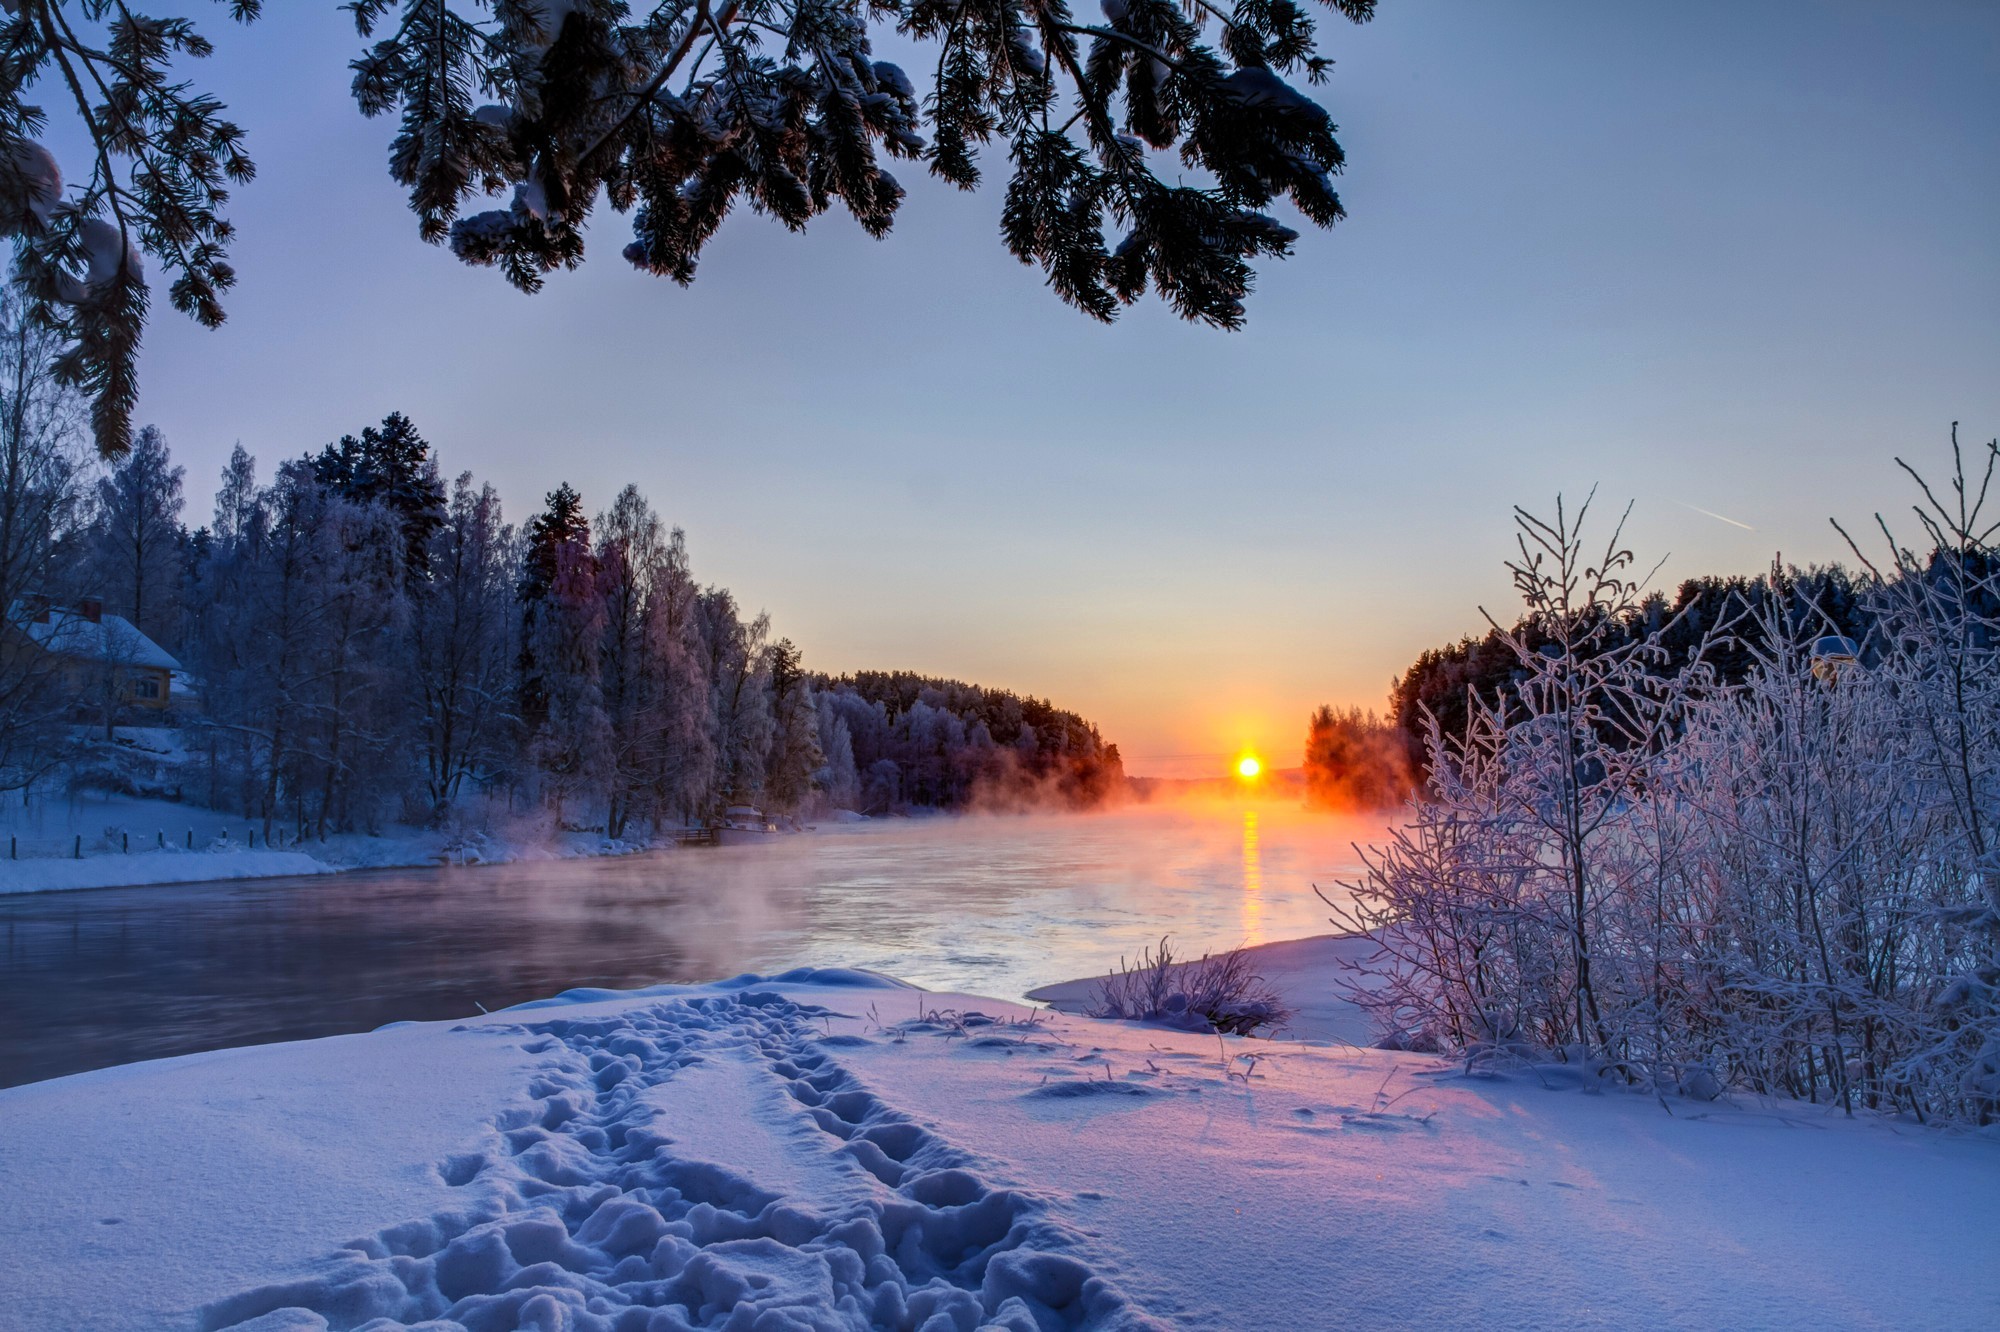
6 597 183 712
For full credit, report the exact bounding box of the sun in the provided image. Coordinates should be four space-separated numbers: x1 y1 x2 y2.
1237 755 1262 779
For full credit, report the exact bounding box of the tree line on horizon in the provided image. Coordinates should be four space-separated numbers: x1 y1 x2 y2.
1303 558 1888 812
0 299 1121 837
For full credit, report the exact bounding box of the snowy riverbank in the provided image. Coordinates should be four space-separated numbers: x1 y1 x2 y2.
0 833 664 895
0 790 678 894
3 957 1997 1330
1027 931 1392 1047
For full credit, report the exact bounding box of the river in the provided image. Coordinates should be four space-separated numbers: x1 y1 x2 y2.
0 800 1390 1087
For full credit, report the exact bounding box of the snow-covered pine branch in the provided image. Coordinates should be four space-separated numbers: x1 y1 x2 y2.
0 0 1374 456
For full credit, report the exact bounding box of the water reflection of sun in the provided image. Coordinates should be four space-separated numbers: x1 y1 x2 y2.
1240 808 1264 939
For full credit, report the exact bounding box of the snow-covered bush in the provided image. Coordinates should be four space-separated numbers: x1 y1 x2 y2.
1336 434 2000 1125
1090 936 1293 1036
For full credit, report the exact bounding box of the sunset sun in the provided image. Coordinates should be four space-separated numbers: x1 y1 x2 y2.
1237 755 1262 779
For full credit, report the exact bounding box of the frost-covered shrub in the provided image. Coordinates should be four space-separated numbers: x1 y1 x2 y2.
1090 937 1294 1036
1335 436 2000 1125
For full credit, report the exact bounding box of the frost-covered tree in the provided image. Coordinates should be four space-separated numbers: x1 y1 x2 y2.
814 709 860 811
84 423 184 645
187 452 410 835
210 443 257 547
764 637 823 814
640 523 713 824
1339 438 2000 1125
1832 429 2000 1121
594 482 663 837
311 412 447 585
293 482 408 833
526 535 609 824
698 586 771 805
517 480 589 729
515 482 606 822
409 472 517 818
0 288 85 793
0 0 1377 456
816 669 1122 809
1301 703 1410 811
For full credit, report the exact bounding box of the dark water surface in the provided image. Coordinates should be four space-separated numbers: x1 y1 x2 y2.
0 803 1384 1087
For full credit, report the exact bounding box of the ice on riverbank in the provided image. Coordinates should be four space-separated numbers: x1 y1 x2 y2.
3 964 1997 1331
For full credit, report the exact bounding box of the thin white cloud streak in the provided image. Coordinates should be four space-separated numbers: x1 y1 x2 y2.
1675 500 1757 532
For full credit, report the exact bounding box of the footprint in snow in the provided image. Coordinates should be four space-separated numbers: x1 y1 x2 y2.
201 990 1168 1332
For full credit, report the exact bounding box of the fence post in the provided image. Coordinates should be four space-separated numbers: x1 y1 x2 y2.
187 829 193 849
123 832 129 854
73 834 81 859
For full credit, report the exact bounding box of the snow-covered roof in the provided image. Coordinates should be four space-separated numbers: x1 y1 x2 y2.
8 602 182 672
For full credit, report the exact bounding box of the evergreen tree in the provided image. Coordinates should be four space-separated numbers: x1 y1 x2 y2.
311 412 446 584
0 1 1378 455
814 713 861 812
1301 704 1412 811
517 482 591 729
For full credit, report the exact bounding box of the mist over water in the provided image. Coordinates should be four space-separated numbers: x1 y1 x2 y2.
0 801 1392 1087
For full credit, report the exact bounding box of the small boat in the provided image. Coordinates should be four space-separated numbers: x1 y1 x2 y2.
714 805 782 846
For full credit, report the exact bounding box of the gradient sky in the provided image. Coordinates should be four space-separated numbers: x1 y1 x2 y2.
87 1 2000 776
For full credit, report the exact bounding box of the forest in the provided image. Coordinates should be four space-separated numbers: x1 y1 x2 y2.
1305 551 1890 809
0 300 1122 839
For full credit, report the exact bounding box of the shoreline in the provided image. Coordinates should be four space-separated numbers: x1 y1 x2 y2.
0 832 666 896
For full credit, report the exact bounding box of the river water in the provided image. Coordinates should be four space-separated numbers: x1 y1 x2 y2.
0 801 1390 1087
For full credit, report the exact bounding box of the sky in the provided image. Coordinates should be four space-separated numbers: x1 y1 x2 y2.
77 1 2000 777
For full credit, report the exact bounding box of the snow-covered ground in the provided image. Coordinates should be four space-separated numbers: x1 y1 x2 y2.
3 958 1996 1331
1026 932 1390 1046
0 847 333 892
0 789 667 895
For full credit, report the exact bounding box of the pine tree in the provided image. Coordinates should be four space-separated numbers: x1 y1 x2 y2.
0 1 1378 455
